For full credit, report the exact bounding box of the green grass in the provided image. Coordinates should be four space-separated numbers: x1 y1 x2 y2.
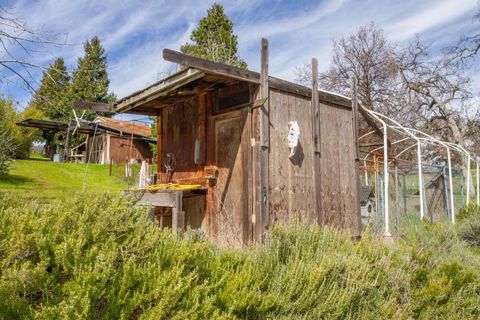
0 157 131 199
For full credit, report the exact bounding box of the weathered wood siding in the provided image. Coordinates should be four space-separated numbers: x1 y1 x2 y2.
268 88 360 235
158 96 205 182
319 102 359 235
269 89 316 225
108 136 153 163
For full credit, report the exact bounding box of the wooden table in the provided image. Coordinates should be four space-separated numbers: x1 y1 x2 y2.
137 188 207 234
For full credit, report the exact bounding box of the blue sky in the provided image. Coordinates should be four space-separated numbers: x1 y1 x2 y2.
1 0 479 115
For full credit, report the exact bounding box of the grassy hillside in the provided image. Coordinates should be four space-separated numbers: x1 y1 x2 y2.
0 156 132 199
1 193 479 319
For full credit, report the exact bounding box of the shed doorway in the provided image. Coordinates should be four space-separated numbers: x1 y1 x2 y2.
212 111 248 246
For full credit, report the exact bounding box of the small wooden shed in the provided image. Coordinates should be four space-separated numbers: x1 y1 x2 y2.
86 116 154 164
16 117 155 164
76 40 370 246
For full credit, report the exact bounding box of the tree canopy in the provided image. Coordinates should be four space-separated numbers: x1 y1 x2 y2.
29 58 71 121
181 3 247 69
72 36 116 120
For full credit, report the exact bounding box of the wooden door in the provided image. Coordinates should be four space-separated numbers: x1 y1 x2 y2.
213 112 246 246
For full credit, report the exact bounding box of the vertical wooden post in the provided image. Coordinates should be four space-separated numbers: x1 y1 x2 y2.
172 191 184 235
351 78 362 236
311 58 322 225
241 107 252 243
260 38 269 149
254 38 270 242
64 122 71 162
157 111 163 182
260 38 269 241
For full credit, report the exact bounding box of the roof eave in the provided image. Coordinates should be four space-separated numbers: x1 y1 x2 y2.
114 68 205 114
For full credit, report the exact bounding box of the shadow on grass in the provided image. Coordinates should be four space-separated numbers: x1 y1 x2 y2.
0 174 36 186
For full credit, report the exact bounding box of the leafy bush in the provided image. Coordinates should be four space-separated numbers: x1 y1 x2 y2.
1 194 480 319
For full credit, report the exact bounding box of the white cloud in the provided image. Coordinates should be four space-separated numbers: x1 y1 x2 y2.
384 0 477 41
237 0 347 47
2 0 479 109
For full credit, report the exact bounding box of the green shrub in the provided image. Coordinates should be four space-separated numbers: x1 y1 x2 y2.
1 194 480 319
457 204 480 221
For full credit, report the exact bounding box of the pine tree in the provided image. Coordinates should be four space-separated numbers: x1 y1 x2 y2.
71 36 116 120
181 3 247 69
30 58 71 121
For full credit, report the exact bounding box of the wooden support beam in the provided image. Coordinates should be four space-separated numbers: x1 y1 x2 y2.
163 49 261 84
259 38 269 242
351 78 362 236
73 101 114 113
260 39 269 148
312 58 320 154
161 49 354 109
359 142 386 148
311 58 322 226
358 107 389 146
172 191 184 235
115 68 205 113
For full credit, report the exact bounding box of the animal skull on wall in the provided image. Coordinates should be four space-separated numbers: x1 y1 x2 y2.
287 121 300 159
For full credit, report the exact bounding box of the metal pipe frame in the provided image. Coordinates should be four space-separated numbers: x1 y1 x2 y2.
365 109 425 221
398 129 457 223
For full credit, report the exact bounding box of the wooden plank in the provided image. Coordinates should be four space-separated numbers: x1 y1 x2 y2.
214 113 245 246
351 78 362 236
161 49 353 109
260 38 269 148
268 77 352 108
360 142 385 148
259 38 269 242
311 58 320 153
172 191 184 235
252 97 268 109
157 111 163 182
197 93 206 168
205 93 216 238
241 107 252 243
311 58 322 226
115 68 205 113
163 49 261 84
320 104 338 226
73 101 114 113
138 191 177 207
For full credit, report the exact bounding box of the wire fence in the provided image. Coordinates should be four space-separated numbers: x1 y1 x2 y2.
360 164 472 236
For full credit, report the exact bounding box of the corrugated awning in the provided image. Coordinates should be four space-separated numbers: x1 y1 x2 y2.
16 118 157 144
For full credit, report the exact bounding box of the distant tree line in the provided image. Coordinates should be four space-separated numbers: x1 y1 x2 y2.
295 8 480 174
0 3 116 165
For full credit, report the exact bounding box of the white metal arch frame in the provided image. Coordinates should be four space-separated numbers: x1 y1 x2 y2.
396 128 462 224
359 105 478 229
363 108 426 222
360 107 391 236
443 142 473 206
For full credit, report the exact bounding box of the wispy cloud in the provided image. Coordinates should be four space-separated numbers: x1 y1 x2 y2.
2 0 478 109
384 0 477 41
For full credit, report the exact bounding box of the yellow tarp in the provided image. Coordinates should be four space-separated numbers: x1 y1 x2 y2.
133 183 202 192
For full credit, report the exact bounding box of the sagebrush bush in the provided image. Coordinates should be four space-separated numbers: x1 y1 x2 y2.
456 204 480 248
1 193 480 319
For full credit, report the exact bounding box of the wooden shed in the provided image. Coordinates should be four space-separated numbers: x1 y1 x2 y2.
16 117 155 164
86 116 154 164
76 40 370 246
